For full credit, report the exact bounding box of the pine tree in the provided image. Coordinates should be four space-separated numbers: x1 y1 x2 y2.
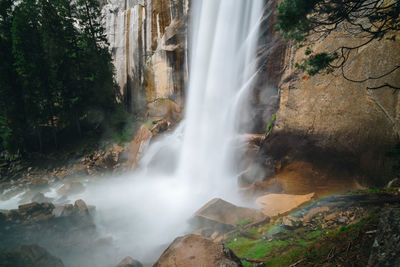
0 0 25 152
0 0 119 154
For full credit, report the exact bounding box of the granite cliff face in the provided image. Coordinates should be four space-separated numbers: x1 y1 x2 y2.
262 31 400 188
102 0 188 116
102 0 399 187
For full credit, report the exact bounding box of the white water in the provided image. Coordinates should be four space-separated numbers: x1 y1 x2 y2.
0 1 264 265
85 1 263 263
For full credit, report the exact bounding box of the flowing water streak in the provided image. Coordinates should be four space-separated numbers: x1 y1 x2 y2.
178 0 264 192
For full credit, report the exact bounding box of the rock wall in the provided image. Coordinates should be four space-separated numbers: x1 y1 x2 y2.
263 30 400 186
241 0 286 133
102 0 188 116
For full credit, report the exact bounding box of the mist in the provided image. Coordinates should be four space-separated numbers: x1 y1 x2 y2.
0 1 265 266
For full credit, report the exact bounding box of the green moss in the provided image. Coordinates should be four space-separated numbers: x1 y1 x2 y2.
236 218 254 227
306 230 322 239
226 209 378 267
227 237 289 261
246 228 258 235
266 114 276 133
266 214 377 266
141 120 154 130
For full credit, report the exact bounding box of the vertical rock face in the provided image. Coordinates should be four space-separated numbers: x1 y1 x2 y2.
102 0 188 115
258 27 400 188
273 32 400 183
241 0 287 133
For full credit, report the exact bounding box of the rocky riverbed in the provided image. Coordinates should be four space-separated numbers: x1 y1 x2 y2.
0 126 399 267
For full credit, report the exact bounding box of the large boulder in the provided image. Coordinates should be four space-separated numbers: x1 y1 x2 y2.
51 200 94 228
0 244 65 267
0 199 96 254
256 193 314 217
191 198 266 235
153 234 242 267
4 202 55 224
31 192 53 204
116 256 143 267
56 180 85 196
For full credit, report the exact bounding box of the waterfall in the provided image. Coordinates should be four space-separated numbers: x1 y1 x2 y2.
0 1 264 266
82 0 264 264
178 0 263 192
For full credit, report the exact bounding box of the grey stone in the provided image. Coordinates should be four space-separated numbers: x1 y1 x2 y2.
31 192 53 203
368 208 400 266
0 244 65 267
116 256 143 267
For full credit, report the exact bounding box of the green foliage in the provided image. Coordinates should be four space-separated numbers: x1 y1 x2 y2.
236 218 254 227
275 0 321 42
276 0 400 78
0 0 119 154
266 113 276 133
306 230 322 239
295 52 339 76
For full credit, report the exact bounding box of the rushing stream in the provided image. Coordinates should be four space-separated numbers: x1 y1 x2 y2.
1 1 264 266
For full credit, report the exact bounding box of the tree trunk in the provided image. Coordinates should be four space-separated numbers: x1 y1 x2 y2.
51 117 58 149
36 127 43 152
75 113 82 138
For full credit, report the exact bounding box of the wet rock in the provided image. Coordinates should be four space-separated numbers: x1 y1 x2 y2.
281 216 301 229
52 200 93 225
387 178 400 188
116 256 143 267
92 150 119 170
74 199 90 217
236 135 271 188
30 177 49 187
151 119 170 135
154 234 242 267
256 193 314 217
0 200 97 257
191 198 266 234
56 180 85 196
31 192 53 203
368 208 400 266
303 206 330 222
245 134 265 147
0 244 65 267
6 202 55 224
53 204 74 217
241 178 284 197
337 216 347 224
125 126 152 170
238 164 267 187
147 99 182 123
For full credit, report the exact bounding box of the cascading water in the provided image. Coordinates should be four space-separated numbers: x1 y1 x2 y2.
178 0 263 192
0 1 264 266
